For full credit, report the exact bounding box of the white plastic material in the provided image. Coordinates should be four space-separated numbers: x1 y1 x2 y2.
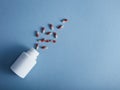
10 48 39 78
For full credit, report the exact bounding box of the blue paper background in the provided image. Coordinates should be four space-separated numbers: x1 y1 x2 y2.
0 0 120 90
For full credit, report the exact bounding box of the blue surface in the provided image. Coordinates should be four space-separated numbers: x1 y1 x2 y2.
0 0 120 89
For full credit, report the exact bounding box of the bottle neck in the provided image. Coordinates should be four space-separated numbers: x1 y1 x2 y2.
27 48 39 60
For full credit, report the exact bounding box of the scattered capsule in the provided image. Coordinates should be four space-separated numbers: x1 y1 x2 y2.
35 31 40 37
61 18 68 23
45 40 49 42
45 39 52 42
40 46 48 49
49 24 54 30
35 43 39 50
45 32 52 35
37 38 45 42
41 27 46 33
52 40 56 43
53 32 58 38
57 25 64 29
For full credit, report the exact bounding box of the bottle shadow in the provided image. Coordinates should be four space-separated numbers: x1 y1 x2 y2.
0 44 28 75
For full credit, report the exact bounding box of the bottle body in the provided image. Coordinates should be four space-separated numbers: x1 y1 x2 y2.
10 48 39 78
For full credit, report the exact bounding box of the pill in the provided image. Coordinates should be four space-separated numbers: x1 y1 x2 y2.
49 24 54 30
35 31 40 37
57 25 64 29
45 32 52 35
53 32 58 38
38 38 45 42
40 46 48 49
35 43 39 50
37 38 45 42
45 40 49 42
61 18 68 23
52 40 56 43
41 27 45 33
45 39 52 42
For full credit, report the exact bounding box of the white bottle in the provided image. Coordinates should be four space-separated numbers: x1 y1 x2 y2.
10 48 39 78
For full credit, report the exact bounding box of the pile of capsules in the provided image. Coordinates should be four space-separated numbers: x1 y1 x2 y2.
34 18 68 50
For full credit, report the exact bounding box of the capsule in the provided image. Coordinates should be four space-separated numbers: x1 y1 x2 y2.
57 25 64 29
52 40 56 43
35 43 39 50
40 46 48 49
38 38 45 42
61 18 68 23
37 38 45 42
35 31 40 37
45 40 49 42
45 39 51 42
53 32 58 38
49 24 54 30
45 32 52 35
41 27 45 33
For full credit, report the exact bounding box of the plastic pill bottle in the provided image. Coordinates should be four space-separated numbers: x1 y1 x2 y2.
10 48 39 78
